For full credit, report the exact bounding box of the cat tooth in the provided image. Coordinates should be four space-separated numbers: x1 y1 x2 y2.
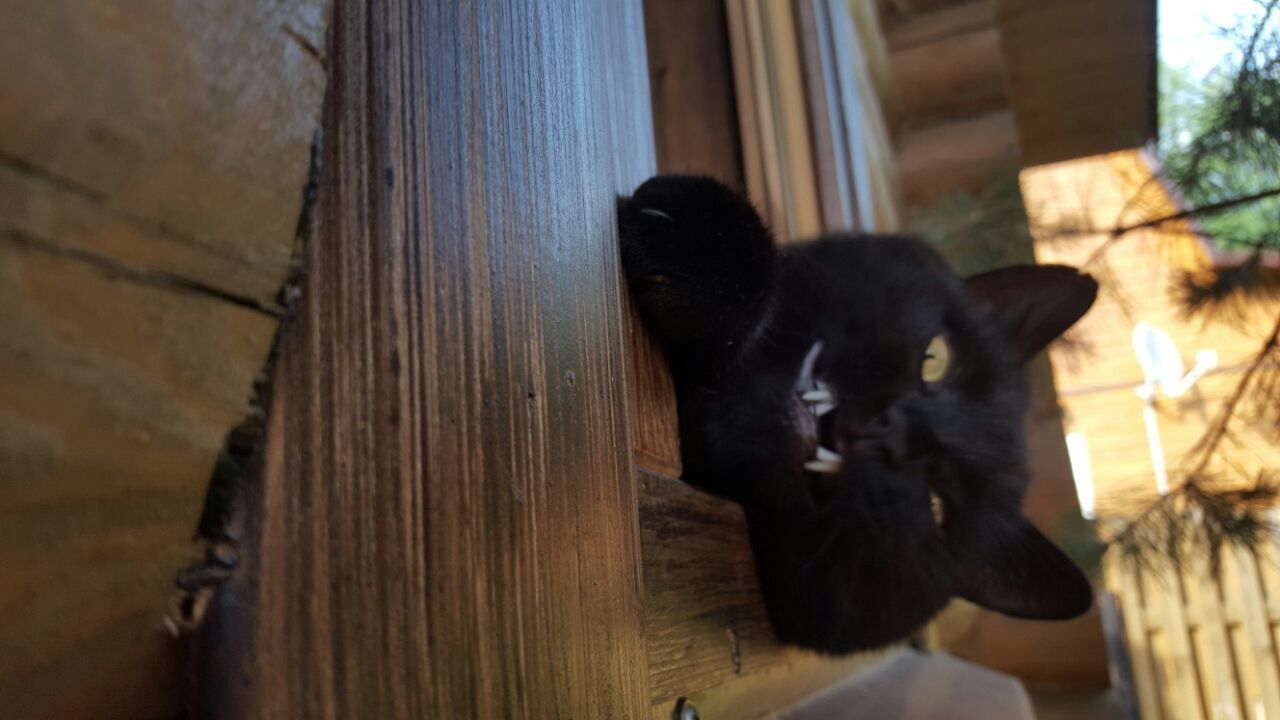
813 401 837 417
815 446 842 463
804 458 843 475
801 389 833 403
639 208 673 221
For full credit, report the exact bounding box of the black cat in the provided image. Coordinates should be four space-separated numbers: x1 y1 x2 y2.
617 175 1098 653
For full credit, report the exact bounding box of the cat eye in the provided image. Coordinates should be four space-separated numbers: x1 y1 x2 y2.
922 335 950 383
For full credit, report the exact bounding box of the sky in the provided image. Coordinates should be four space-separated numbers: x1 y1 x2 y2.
1160 0 1270 80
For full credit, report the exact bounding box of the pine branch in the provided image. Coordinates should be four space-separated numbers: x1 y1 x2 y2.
1187 309 1280 472
1070 185 1280 266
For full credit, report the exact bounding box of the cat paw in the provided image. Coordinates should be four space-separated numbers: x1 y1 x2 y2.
617 175 776 348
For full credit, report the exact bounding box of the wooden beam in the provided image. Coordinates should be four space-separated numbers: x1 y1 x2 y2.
198 1 657 716
0 2 327 717
643 0 745 189
896 110 1020 207
995 0 1157 166
638 471 888 718
890 26 1007 126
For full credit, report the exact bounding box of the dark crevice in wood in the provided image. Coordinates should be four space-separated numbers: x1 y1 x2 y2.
0 151 257 266
3 227 285 318
0 150 108 203
196 1 658 713
282 24 325 66
182 129 321 717
192 129 321 543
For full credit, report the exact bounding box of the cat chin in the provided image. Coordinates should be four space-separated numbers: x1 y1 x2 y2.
752 520 954 653
772 597 950 654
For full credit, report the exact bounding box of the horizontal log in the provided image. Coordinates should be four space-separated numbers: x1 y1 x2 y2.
887 0 995 51
638 471 889 717
896 110 1020 207
891 26 1007 126
995 0 1156 165
0 1 327 716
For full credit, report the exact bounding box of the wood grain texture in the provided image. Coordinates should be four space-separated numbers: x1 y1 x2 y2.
627 315 683 478
200 1 657 717
0 0 327 305
642 0 745 189
638 471 889 718
0 2 327 717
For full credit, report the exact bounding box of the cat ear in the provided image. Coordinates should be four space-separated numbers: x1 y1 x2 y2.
955 517 1094 620
964 265 1097 360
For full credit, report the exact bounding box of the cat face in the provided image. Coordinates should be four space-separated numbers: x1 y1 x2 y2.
618 175 1097 653
738 238 1097 651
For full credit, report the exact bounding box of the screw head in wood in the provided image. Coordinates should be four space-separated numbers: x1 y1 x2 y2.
673 697 699 720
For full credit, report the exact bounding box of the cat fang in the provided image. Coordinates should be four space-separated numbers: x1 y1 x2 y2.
793 344 945 527
618 174 1098 653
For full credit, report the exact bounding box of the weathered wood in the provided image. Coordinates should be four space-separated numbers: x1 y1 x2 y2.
0 1 327 717
642 0 745 189
638 471 887 718
200 1 656 717
0 0 327 305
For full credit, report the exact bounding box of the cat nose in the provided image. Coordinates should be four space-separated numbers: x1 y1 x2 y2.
839 408 908 466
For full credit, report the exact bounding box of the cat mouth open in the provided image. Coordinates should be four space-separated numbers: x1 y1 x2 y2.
793 340 944 524
794 341 841 474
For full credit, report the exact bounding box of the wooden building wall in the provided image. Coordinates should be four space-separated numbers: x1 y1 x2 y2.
1030 148 1280 720
1029 150 1280 512
0 2 327 716
996 0 1157 168
883 0 1157 205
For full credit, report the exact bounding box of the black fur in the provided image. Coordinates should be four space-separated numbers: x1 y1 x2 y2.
618 175 1098 653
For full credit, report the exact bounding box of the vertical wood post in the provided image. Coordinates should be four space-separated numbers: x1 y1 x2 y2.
201 1 657 715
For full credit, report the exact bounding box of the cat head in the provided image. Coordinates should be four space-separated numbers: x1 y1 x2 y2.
744 236 1098 652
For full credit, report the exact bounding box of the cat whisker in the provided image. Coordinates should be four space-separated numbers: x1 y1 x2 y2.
639 208 673 221
794 341 823 392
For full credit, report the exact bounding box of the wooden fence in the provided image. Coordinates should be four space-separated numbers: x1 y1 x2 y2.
1107 529 1280 720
